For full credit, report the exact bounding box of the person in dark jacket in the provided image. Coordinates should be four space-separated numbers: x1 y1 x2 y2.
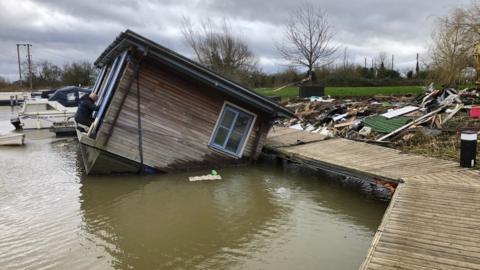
75 93 99 127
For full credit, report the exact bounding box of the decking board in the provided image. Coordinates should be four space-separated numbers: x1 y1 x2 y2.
265 127 480 270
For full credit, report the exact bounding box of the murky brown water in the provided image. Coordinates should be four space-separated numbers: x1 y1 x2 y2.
0 106 387 270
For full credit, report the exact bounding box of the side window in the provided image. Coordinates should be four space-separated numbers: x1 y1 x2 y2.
92 66 108 95
67 92 76 101
89 50 128 137
210 104 255 157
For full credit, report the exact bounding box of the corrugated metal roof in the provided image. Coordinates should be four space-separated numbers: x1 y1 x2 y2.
364 115 412 133
94 30 294 118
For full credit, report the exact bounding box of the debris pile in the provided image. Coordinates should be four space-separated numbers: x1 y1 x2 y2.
277 84 480 160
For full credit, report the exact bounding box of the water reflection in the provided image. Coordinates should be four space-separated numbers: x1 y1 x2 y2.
80 170 287 269
79 165 386 270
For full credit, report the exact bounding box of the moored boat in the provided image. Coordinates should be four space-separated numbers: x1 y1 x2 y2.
0 133 25 146
0 92 29 106
11 99 77 129
10 86 91 130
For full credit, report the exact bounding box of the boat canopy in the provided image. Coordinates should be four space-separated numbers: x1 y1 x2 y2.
48 86 92 107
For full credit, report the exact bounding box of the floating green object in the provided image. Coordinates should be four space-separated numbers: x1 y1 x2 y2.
211 170 218 176
364 115 412 133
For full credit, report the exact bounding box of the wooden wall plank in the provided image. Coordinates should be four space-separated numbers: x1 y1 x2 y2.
96 59 272 172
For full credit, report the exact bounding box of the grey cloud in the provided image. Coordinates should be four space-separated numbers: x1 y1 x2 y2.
0 0 473 79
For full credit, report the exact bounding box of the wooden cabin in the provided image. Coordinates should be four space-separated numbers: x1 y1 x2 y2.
77 30 293 174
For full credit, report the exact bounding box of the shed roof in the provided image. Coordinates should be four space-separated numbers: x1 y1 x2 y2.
95 30 293 118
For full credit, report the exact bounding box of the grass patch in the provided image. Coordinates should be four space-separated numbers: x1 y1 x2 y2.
256 86 425 100
396 131 461 162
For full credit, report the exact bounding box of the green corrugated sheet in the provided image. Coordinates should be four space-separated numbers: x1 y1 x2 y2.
364 115 412 133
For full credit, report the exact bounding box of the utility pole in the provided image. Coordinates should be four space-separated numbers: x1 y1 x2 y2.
416 53 420 74
16 44 22 87
16 43 33 90
26 44 33 90
391 54 394 70
365 57 367 69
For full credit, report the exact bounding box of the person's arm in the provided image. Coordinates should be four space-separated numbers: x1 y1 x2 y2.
85 100 99 111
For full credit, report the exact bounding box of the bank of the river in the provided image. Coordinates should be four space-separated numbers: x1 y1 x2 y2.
0 106 387 270
256 86 424 100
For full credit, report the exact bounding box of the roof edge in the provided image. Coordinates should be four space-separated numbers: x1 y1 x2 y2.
94 30 294 118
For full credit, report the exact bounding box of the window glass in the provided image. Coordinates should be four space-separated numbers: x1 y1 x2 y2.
67 92 76 101
210 104 254 157
225 131 243 153
213 126 229 146
220 109 236 129
90 50 128 137
25 104 47 112
92 66 107 95
233 113 251 135
225 113 251 153
96 62 117 108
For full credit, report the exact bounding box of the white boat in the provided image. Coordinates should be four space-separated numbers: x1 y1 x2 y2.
10 86 91 130
0 92 29 106
11 99 77 129
0 133 25 146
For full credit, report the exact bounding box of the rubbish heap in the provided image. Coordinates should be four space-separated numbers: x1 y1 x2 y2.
277 84 480 153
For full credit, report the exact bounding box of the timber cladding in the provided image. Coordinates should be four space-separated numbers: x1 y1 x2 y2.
96 59 271 172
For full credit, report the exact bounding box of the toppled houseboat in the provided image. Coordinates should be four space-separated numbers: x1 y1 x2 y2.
77 30 293 174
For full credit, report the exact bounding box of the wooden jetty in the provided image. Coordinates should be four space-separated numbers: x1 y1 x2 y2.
266 127 480 270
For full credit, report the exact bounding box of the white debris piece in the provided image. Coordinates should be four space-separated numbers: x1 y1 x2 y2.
189 175 222 181
359 126 372 136
332 113 348 122
289 124 315 131
318 127 334 138
289 124 303 130
382 106 419 119
309 96 335 102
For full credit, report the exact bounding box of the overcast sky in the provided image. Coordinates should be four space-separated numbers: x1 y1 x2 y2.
0 0 472 81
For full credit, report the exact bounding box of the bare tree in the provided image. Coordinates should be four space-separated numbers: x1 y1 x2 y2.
341 47 350 70
36 61 62 86
376 52 388 69
181 18 258 85
278 2 338 82
61 61 96 87
456 4 480 39
429 9 472 84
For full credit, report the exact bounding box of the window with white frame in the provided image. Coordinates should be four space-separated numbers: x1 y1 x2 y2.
210 103 256 157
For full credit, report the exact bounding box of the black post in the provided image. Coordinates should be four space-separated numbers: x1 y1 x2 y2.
460 130 477 168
